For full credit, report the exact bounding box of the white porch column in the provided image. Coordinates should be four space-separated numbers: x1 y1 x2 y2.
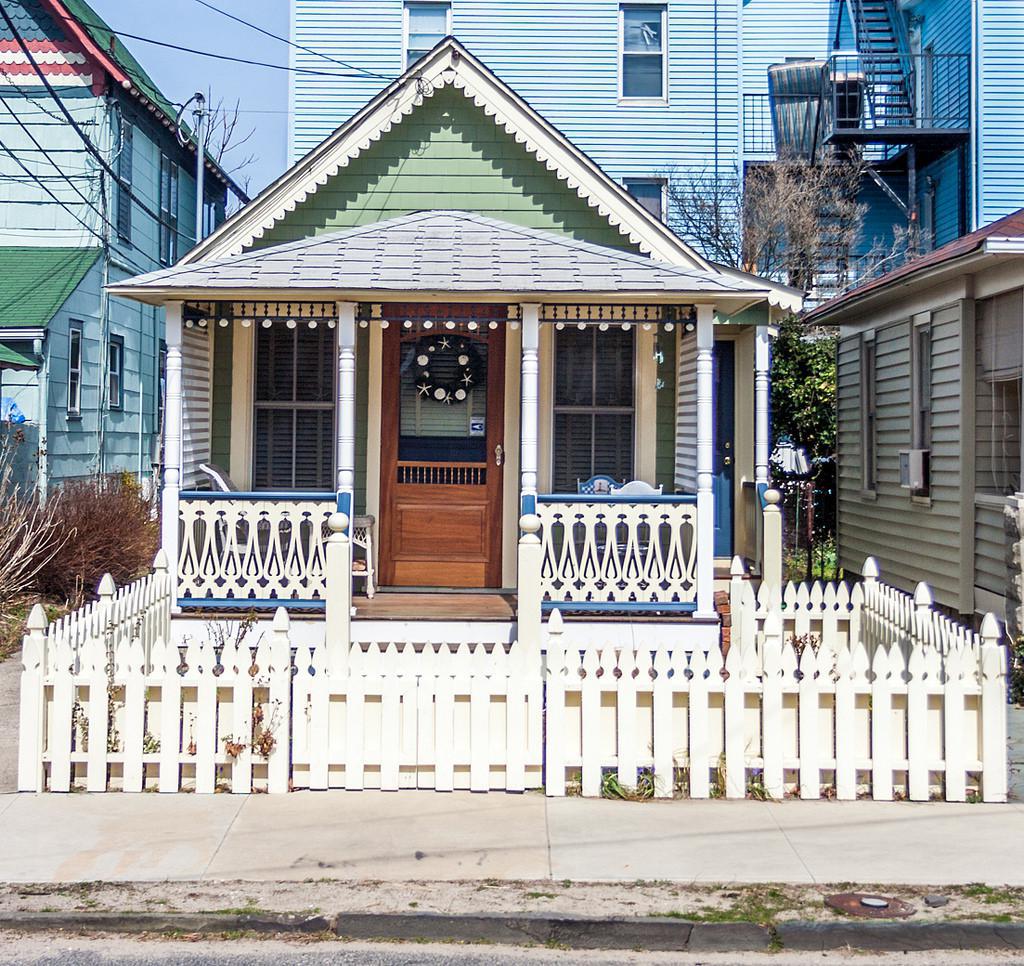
695 303 716 619
519 303 540 508
335 301 357 521
160 301 183 592
755 324 772 485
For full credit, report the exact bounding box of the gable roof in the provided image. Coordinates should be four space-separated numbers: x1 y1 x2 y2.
181 38 801 313
0 247 100 330
109 210 782 312
807 208 1024 324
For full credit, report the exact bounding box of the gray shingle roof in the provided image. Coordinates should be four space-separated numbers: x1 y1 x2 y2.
112 211 774 297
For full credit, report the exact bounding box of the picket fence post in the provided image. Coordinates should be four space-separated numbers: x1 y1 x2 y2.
979 613 1008 803
544 608 566 796
17 604 48 793
517 514 543 670
86 573 116 792
761 488 782 592
325 512 352 676
267 606 292 794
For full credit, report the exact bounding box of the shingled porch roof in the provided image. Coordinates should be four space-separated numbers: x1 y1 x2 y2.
108 210 786 312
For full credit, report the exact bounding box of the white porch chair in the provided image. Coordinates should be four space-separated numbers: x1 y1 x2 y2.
609 479 664 497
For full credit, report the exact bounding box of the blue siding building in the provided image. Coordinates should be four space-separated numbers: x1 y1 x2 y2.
289 0 1024 290
0 0 243 491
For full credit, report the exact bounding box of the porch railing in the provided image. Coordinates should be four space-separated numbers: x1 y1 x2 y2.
536 495 698 612
177 492 335 606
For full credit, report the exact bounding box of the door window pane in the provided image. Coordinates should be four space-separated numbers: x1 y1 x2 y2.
976 290 1023 495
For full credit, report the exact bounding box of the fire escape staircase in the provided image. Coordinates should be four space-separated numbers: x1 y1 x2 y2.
844 0 916 131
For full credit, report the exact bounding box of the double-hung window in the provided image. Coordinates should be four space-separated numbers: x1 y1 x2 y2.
108 335 124 410
975 289 1023 496
624 177 666 220
116 120 133 243
552 326 635 491
860 334 877 491
620 4 667 101
68 323 83 417
405 2 450 68
911 320 932 452
253 324 335 490
159 153 179 266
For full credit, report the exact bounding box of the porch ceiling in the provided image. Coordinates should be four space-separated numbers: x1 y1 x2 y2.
107 210 800 314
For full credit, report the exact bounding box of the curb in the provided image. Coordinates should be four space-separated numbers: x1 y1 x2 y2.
1 911 1023 952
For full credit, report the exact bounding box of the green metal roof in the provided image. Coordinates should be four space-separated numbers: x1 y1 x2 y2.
0 247 100 330
0 342 37 370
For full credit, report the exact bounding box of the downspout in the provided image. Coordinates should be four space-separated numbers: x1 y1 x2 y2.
36 336 48 495
971 0 981 229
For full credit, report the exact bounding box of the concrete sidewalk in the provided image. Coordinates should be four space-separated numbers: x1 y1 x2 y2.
1 791 1023 886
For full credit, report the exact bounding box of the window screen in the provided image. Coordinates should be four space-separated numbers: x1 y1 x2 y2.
552 327 634 491
253 325 335 490
976 289 1023 495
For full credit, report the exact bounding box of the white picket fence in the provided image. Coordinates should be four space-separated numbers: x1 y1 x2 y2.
18 553 1010 802
544 558 1008 802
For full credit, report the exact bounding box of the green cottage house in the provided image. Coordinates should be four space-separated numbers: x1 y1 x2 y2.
109 39 801 640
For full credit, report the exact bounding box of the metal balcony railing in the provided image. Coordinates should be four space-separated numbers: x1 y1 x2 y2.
743 93 776 155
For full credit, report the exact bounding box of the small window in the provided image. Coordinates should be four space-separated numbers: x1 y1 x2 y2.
68 324 83 416
108 335 124 410
159 153 179 266
861 335 877 491
624 177 666 220
116 119 133 243
552 326 635 490
405 2 450 68
620 4 667 101
975 289 1023 496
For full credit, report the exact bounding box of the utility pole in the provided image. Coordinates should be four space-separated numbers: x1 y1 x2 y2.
192 92 207 244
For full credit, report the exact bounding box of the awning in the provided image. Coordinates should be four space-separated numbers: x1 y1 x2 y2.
0 342 37 371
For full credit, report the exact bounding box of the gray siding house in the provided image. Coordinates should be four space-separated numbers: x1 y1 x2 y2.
808 209 1024 624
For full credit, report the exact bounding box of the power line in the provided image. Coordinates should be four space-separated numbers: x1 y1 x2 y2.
192 0 394 81
0 2 196 244
69 14 391 80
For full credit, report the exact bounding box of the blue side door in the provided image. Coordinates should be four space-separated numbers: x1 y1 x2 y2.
713 341 735 558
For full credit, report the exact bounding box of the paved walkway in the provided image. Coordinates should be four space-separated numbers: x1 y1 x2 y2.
1 790 1022 886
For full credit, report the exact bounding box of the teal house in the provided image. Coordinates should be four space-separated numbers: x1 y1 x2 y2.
0 0 243 490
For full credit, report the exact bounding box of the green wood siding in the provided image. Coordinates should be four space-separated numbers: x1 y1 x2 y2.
836 305 965 610
656 327 677 490
253 87 639 253
210 324 233 469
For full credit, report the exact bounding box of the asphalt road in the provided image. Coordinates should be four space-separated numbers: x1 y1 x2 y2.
1 937 1023 966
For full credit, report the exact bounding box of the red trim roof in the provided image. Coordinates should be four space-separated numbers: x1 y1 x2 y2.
806 207 1024 323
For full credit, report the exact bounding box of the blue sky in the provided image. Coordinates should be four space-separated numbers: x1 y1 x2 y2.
89 0 293 198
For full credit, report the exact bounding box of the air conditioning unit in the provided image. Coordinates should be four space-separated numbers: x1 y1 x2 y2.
899 449 930 493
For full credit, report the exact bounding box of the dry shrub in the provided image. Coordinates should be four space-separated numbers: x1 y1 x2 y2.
36 473 159 606
0 430 66 608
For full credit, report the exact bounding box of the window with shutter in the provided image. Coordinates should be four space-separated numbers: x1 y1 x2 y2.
552 327 635 491
976 289 1023 495
252 325 335 490
116 121 132 243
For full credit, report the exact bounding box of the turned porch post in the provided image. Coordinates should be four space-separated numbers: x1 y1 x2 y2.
335 301 358 521
695 303 716 619
519 303 540 508
755 324 771 486
161 301 184 592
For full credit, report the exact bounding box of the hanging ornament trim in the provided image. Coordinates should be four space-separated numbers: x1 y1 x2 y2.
413 334 484 405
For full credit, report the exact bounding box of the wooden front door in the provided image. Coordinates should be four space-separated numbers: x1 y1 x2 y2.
379 308 506 588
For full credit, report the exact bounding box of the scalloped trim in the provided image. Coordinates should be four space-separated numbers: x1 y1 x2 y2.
224 67 652 259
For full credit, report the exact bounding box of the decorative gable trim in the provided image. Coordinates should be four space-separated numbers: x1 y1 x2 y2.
182 40 707 269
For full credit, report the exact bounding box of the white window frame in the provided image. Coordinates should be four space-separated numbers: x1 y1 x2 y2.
619 3 668 105
403 1 452 70
108 334 124 411
623 176 668 221
67 322 83 417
